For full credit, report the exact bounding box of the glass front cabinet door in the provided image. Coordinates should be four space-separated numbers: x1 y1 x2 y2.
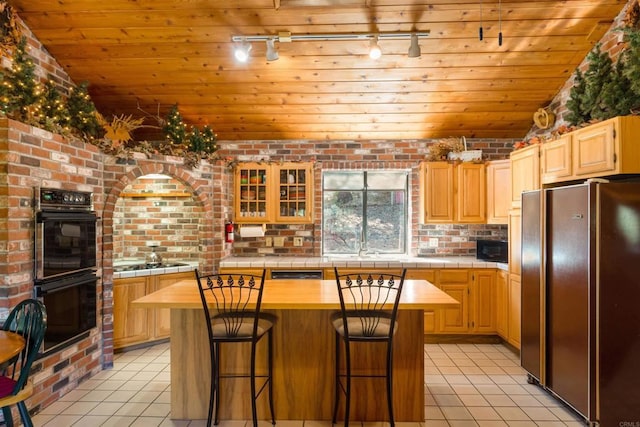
275 163 313 223
234 162 313 224
235 163 270 223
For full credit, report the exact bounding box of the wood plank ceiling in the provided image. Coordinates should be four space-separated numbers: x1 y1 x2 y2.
8 0 628 141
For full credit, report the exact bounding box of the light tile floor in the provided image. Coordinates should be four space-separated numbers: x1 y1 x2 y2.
31 342 585 427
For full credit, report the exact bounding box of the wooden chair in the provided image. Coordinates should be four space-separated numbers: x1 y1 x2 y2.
194 269 276 427
331 268 406 427
0 299 47 427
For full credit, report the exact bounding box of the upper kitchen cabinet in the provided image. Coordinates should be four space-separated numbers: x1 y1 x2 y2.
572 116 640 178
487 160 511 224
540 135 572 184
510 144 540 208
234 162 314 224
537 116 640 185
419 162 485 224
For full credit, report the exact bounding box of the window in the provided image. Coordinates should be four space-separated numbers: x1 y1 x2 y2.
322 170 408 255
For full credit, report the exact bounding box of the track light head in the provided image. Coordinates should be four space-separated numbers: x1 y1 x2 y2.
369 37 382 60
234 41 252 62
408 33 421 58
266 39 279 61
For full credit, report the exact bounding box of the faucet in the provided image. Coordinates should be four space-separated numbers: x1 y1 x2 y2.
358 228 368 257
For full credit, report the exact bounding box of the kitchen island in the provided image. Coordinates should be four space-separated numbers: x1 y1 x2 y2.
133 278 458 422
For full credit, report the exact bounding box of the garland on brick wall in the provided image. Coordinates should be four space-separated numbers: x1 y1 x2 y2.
0 34 220 167
566 24 640 126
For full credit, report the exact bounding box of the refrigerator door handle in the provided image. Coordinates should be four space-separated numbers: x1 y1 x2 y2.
572 214 584 219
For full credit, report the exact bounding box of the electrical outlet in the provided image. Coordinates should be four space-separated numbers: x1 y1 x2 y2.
273 236 285 247
265 237 273 247
293 237 303 247
429 238 439 248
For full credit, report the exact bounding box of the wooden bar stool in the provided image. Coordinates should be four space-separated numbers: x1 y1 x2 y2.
331 268 406 427
195 269 276 427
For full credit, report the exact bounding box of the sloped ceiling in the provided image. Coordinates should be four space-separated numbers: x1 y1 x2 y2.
8 0 628 141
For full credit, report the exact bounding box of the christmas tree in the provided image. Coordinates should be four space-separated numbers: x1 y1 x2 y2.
163 104 187 146
200 125 218 154
40 78 71 133
67 81 102 139
622 26 640 100
565 69 587 125
581 44 613 120
598 55 640 119
188 126 203 152
0 36 42 122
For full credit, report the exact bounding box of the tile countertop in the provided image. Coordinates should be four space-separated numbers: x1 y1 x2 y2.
113 260 198 279
219 256 508 271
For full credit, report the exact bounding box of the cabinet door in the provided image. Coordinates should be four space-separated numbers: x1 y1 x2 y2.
471 270 495 333
572 119 616 177
541 135 572 184
437 270 470 333
508 209 522 277
422 162 454 223
495 269 508 338
275 163 313 223
487 160 511 224
152 272 193 339
510 145 540 208
457 163 486 223
235 163 271 223
113 276 150 349
508 275 521 349
405 269 439 334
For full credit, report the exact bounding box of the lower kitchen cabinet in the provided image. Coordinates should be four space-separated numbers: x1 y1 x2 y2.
437 270 470 333
495 269 508 338
471 270 496 333
114 271 193 350
507 274 522 349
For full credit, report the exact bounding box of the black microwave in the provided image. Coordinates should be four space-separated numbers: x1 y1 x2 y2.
476 239 508 263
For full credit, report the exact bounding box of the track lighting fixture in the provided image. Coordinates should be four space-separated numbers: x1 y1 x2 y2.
231 31 430 60
234 40 252 62
368 36 382 59
408 33 421 58
265 38 279 61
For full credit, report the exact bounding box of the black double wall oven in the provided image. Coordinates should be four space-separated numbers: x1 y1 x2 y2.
34 188 98 354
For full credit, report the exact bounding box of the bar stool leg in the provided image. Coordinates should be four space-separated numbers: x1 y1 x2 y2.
267 329 276 424
213 342 221 425
250 340 258 427
343 339 351 427
332 331 340 424
386 343 395 427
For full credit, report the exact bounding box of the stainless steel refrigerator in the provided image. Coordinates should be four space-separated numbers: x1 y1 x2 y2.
521 181 640 425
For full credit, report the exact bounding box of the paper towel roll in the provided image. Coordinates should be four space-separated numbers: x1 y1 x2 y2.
239 225 265 238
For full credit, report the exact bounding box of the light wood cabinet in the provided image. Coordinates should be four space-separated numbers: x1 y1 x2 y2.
114 271 193 350
419 162 485 224
507 275 522 349
486 160 511 224
420 162 455 223
508 209 522 277
437 269 470 333
471 270 495 333
457 163 486 223
495 269 508 338
540 135 572 184
113 276 150 348
572 115 640 178
510 144 540 208
405 269 438 334
235 162 313 224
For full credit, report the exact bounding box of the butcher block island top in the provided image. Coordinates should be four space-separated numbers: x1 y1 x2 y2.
133 278 459 310
133 278 458 422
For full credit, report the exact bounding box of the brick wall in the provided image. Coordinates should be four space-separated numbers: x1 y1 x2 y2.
527 0 634 139
0 117 105 417
217 138 513 257
113 176 203 263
